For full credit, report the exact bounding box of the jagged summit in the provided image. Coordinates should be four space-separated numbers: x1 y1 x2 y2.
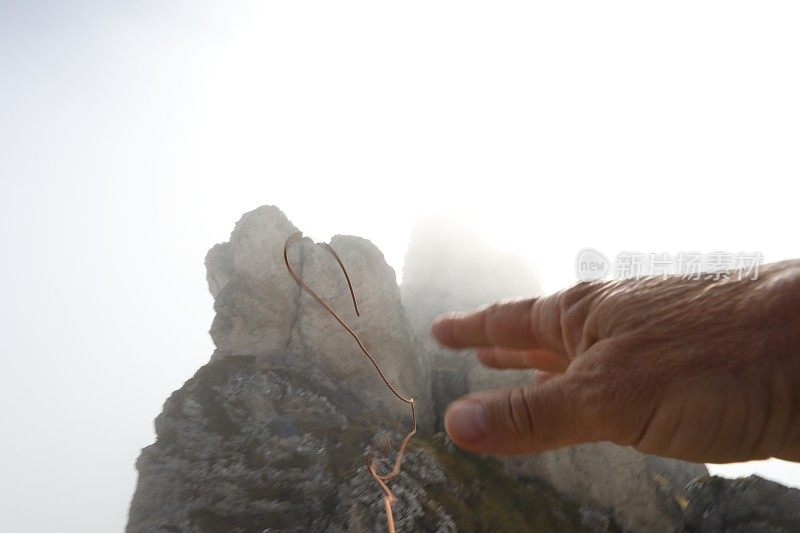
204 205 430 426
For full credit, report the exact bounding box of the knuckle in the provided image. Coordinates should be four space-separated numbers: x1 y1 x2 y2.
505 387 534 440
520 386 563 444
557 284 602 355
561 280 604 308
484 298 534 344
481 302 502 334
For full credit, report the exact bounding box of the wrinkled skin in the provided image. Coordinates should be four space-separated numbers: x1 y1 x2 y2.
432 260 800 464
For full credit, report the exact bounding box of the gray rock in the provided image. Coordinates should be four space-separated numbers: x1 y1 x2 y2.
127 355 615 532
206 206 300 360
503 445 707 532
206 205 431 429
680 475 800 532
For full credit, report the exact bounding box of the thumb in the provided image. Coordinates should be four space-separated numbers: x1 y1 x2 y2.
443 376 609 455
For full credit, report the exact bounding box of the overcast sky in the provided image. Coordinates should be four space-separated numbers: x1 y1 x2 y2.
2 2 800 531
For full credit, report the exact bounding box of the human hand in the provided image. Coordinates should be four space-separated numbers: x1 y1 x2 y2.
431 261 800 463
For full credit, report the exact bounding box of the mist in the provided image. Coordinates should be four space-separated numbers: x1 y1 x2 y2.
3 2 800 531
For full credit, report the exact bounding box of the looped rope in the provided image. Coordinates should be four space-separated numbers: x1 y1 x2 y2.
283 232 417 533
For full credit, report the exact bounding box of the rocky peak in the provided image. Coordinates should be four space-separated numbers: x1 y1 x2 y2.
205 205 430 427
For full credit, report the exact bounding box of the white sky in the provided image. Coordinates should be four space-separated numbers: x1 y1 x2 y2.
2 2 799 531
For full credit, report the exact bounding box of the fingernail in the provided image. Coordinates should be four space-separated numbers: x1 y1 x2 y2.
446 400 488 443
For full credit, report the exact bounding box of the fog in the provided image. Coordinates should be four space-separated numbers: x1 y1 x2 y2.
2 2 800 531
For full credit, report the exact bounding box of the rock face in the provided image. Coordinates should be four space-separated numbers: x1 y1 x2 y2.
127 355 617 532
206 205 430 428
681 476 800 532
501 446 705 532
128 205 800 532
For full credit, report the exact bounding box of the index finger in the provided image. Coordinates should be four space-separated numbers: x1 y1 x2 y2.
430 296 566 353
